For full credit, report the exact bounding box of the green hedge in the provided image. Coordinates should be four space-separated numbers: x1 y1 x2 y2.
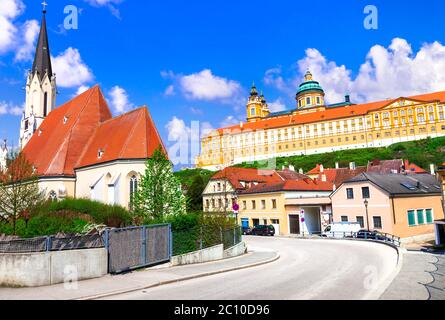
0 198 132 238
40 198 132 228
144 212 239 255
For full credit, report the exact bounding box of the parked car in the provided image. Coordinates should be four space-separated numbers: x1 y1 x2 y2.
321 222 361 238
242 226 252 235
251 225 275 236
355 229 390 241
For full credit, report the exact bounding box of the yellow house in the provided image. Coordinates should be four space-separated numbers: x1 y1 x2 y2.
331 173 445 242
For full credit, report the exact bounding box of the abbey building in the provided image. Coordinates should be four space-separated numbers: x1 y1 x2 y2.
197 70 445 170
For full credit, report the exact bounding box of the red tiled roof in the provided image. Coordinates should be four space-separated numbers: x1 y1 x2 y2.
77 107 165 169
210 167 283 190
239 179 333 194
23 85 112 176
276 169 308 180
216 91 445 133
22 85 165 176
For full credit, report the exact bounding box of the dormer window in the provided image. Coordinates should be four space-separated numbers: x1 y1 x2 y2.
38 129 43 137
63 116 68 124
98 149 104 159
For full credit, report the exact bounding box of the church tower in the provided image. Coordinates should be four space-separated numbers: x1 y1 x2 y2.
20 4 56 149
246 83 270 122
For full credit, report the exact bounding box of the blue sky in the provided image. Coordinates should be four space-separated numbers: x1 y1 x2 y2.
1 0 445 168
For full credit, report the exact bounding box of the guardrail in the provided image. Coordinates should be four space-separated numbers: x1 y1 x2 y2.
320 231 401 247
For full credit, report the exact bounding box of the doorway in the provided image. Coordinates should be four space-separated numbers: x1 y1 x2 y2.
289 215 300 234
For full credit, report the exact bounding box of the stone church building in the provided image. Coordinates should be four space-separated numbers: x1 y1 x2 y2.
3 8 166 208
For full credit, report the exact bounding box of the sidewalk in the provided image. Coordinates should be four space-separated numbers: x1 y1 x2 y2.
0 250 279 300
380 251 445 300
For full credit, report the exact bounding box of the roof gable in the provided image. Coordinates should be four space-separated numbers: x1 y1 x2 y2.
23 85 112 176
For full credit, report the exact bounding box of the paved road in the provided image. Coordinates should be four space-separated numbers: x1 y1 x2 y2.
102 236 398 300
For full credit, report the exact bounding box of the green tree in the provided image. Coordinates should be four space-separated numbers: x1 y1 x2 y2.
187 174 205 212
133 147 186 221
0 151 45 235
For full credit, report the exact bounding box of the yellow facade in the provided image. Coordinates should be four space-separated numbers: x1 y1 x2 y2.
237 192 288 235
197 73 445 170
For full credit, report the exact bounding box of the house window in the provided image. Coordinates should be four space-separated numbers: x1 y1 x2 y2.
426 209 434 224
373 216 382 229
272 199 277 209
242 201 247 210
341 216 349 222
48 190 57 202
263 219 268 225
356 216 365 228
362 187 370 199
346 188 354 199
409 209 434 226
417 209 425 225
306 97 311 105
271 219 279 225
408 210 416 226
205 199 210 209
252 219 260 226
261 200 266 210
252 200 256 210
316 97 321 105
218 199 222 208
251 108 256 116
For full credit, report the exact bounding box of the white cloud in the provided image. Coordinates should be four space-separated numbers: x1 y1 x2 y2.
76 85 90 96
268 98 287 112
189 107 203 115
84 0 123 19
220 115 243 128
14 19 39 62
0 101 23 116
179 69 243 101
109 85 134 114
163 85 175 96
166 116 190 141
266 38 445 104
52 48 94 88
165 117 215 141
0 0 39 61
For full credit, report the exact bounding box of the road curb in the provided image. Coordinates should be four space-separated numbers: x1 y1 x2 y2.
75 251 280 300
372 247 405 300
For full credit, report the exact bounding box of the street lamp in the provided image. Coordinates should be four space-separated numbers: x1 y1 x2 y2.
364 199 370 231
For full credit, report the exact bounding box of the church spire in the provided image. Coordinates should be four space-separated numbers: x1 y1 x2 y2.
32 3 52 80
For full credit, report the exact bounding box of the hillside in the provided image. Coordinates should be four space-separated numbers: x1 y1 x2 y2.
236 137 445 172
174 168 214 189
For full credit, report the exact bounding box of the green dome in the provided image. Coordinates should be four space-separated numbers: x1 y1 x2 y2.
297 80 324 96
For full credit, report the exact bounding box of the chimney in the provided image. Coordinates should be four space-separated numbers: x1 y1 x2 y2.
335 162 339 169
349 162 356 170
299 168 304 174
289 165 295 172
430 164 436 175
345 95 351 103
320 164 324 173
321 174 327 182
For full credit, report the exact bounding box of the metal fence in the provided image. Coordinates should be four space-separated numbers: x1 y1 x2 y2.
0 233 105 253
104 224 172 274
321 231 401 247
172 226 242 256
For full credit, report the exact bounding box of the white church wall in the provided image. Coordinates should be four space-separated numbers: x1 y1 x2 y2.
75 160 145 209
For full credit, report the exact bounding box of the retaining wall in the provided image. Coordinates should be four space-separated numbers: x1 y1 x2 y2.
171 242 247 266
0 248 107 287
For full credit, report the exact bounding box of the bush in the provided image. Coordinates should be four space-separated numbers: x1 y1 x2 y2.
0 211 91 238
39 198 132 228
143 212 239 255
